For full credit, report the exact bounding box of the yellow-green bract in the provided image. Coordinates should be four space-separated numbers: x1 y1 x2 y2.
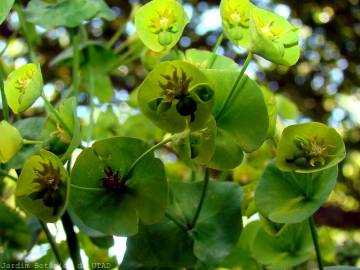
249 7 300 66
135 0 189 52
0 120 23 163
220 0 254 48
276 122 346 173
4 63 43 114
16 149 69 222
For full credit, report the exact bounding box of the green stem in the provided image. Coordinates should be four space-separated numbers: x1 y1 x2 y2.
107 23 126 49
309 216 324 270
23 139 43 145
0 67 9 121
70 28 80 99
0 169 17 181
124 136 172 180
215 52 253 120
61 211 83 270
165 212 188 232
41 94 73 138
14 4 37 63
85 64 95 144
208 32 224 69
190 168 210 228
39 221 66 270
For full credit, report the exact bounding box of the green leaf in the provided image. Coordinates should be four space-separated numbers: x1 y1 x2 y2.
276 94 299 120
252 222 312 270
0 202 31 250
70 137 168 236
261 87 277 139
221 221 262 270
184 49 239 70
249 7 300 66
255 162 338 223
89 235 114 249
25 0 115 29
0 121 23 163
4 63 43 114
0 0 15 25
138 61 214 133
220 0 254 48
5 117 45 169
323 267 360 270
276 122 346 173
122 181 243 268
16 149 69 222
135 0 189 52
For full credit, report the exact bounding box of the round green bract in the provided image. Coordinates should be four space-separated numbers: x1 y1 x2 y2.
0 0 15 25
70 137 168 236
138 61 214 133
184 49 239 70
249 7 300 66
255 161 338 223
16 149 69 222
135 0 189 52
252 222 312 270
4 63 43 114
276 122 346 173
220 0 254 48
25 0 115 29
0 121 23 163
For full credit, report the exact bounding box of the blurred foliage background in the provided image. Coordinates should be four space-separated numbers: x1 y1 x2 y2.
1 0 360 268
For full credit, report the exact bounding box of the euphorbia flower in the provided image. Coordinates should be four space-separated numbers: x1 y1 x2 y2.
4 63 43 114
0 120 23 163
135 0 189 52
249 7 300 66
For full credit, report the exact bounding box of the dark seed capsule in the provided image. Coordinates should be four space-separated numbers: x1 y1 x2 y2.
176 96 197 117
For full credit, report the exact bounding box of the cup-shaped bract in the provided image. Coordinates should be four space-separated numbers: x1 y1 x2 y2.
0 120 23 163
276 122 346 173
4 63 43 114
135 0 189 52
220 0 254 48
16 149 69 222
138 61 215 133
249 7 300 66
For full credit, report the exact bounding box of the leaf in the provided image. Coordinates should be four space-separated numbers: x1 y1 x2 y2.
276 122 346 173
0 202 31 250
276 94 299 119
135 0 189 52
323 267 360 270
0 121 23 163
0 0 15 25
4 63 43 114
70 137 168 236
25 0 115 29
249 7 300 66
221 221 262 270
184 49 239 70
220 0 254 48
122 181 243 268
255 162 338 223
252 222 313 270
16 149 69 222
261 87 277 139
138 61 214 133
5 117 45 169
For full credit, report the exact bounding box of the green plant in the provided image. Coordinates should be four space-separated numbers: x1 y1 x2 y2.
0 0 353 269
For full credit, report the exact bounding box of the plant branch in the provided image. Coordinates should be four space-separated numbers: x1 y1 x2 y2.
61 211 83 270
39 221 66 270
70 28 80 98
0 66 9 121
215 52 252 120
190 168 210 228
85 64 95 144
107 23 126 49
208 32 224 69
165 212 188 232
309 216 324 270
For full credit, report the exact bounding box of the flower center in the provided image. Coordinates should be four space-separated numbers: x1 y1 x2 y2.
101 167 124 192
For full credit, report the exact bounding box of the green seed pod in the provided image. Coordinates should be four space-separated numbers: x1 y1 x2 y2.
0 120 23 163
4 63 43 114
